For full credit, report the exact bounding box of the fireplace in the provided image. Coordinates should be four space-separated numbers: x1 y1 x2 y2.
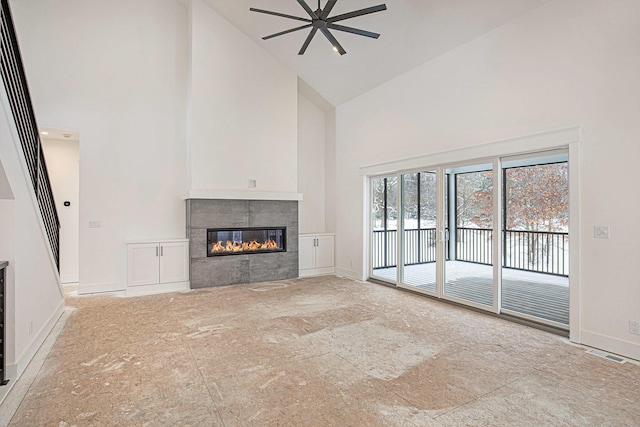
207 227 286 256
186 199 298 288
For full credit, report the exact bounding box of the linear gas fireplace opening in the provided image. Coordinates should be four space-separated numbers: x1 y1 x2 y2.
207 227 286 256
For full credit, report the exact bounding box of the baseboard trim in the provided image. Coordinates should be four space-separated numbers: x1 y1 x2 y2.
335 266 363 281
60 274 78 284
125 281 190 297
580 329 640 362
299 267 335 277
0 307 73 422
7 298 65 380
78 281 125 295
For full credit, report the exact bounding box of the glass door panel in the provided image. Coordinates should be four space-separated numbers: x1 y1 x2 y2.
444 166 494 307
371 175 398 283
501 157 569 326
368 151 570 327
400 171 437 292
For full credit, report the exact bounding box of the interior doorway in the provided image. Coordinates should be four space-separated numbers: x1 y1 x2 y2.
40 128 79 284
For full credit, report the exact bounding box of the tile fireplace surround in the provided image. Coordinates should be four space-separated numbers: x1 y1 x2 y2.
186 199 298 288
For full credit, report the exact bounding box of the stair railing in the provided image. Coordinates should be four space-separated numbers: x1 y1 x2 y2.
1 0 60 270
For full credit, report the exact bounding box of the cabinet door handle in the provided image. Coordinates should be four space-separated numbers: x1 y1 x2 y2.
161 246 164 256
156 246 159 257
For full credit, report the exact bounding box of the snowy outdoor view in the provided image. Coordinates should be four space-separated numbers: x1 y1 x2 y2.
371 163 569 276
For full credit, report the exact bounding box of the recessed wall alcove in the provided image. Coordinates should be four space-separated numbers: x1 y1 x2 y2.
186 199 298 288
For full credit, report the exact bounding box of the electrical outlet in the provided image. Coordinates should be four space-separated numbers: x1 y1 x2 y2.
248 179 256 188
89 220 101 228
630 320 640 336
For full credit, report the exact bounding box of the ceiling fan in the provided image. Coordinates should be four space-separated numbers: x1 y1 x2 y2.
250 0 387 55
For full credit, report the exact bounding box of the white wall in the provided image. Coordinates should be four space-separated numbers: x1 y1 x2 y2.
0 93 64 380
297 78 337 235
188 0 297 194
13 0 300 292
335 0 640 360
297 94 325 233
0 157 13 199
0 159 15 380
324 109 337 234
41 138 79 283
11 0 189 293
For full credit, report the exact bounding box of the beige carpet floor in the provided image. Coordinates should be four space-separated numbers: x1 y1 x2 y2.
4 275 640 426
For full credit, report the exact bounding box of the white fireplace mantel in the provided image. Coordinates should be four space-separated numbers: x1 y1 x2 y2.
187 189 303 201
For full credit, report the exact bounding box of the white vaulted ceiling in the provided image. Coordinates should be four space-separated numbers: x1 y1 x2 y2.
201 0 551 106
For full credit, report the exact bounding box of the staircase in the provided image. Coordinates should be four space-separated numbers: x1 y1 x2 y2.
0 0 60 269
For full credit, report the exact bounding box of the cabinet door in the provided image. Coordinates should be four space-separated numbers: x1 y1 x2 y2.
159 241 189 284
128 243 160 286
315 235 335 269
299 236 316 270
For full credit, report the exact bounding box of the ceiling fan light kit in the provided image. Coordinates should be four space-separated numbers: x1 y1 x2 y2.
250 0 387 55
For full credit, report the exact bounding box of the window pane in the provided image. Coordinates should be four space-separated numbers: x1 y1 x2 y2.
505 163 568 232
456 171 493 229
372 177 386 231
386 176 398 230
420 172 436 228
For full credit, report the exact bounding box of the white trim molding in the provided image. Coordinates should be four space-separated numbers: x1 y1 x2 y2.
187 189 303 201
360 126 580 176
581 329 640 362
78 281 125 295
6 299 65 380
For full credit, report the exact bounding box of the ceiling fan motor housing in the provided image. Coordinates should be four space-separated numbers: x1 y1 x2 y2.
250 0 387 55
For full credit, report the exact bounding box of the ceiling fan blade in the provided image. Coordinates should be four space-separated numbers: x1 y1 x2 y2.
296 0 318 19
263 24 313 40
327 4 387 23
320 0 337 20
327 23 380 39
320 28 346 55
249 8 311 23
298 27 318 55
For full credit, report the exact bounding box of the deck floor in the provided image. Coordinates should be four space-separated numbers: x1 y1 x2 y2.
372 261 569 325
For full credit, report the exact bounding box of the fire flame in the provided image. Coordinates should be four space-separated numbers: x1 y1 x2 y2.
210 239 280 254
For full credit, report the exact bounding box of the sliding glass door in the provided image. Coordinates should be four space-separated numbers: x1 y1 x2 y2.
368 150 569 330
444 164 495 308
399 171 438 292
371 175 398 283
501 154 569 327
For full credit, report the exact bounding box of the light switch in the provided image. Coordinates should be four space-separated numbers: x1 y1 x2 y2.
594 226 609 239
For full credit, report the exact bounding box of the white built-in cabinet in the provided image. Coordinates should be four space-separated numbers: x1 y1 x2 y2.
127 239 190 295
299 233 335 277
